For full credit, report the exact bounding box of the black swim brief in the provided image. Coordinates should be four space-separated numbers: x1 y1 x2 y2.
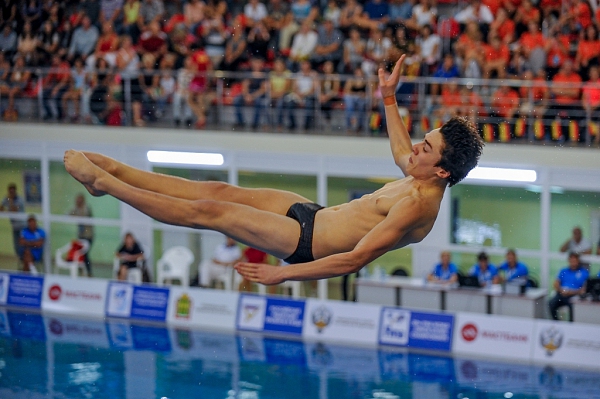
284 202 324 264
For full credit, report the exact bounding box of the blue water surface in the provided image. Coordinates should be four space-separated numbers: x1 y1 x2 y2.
0 310 599 399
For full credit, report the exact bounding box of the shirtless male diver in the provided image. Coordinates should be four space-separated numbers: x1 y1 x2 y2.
63 55 483 286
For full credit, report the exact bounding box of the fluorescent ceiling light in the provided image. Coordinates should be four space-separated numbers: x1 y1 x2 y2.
147 150 224 166
525 185 564 194
466 167 537 183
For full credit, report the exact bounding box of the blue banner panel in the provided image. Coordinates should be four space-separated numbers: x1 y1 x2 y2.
131 324 171 352
130 286 170 322
407 311 454 352
7 275 44 309
8 311 46 341
263 297 305 335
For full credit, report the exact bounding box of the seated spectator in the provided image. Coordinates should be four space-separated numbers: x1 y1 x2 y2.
42 54 71 120
388 25 412 63
427 251 458 284
560 226 592 255
173 56 194 127
268 58 291 131
0 24 17 59
498 249 529 283
37 20 60 65
168 24 191 69
138 0 165 32
339 0 363 34
517 21 546 74
363 28 392 75
583 66 600 144
544 59 584 127
288 21 317 71
318 60 341 129
278 0 319 53
518 69 548 120
575 25 600 80
187 42 215 128
264 0 291 53
116 232 145 281
233 57 268 130
548 252 588 321
153 54 176 118
459 85 486 122
284 59 317 130
137 52 157 125
513 0 539 39
202 7 228 67
469 252 499 287
544 28 570 80
0 0 18 30
116 35 143 126
389 0 413 29
20 0 42 32
491 84 520 120
358 0 390 31
562 0 593 31
19 214 45 274
61 57 87 122
483 35 510 79
87 21 119 70
310 19 343 71
323 0 342 28
434 80 462 120
198 236 242 288
122 0 142 42
344 67 369 132
489 8 515 45
244 0 268 29
68 16 99 64
415 24 441 69
454 0 494 26
406 0 437 32
341 28 366 74
431 53 461 96
0 55 31 117
137 20 168 60
183 0 205 34
17 21 39 66
221 21 247 73
247 20 270 61
454 21 481 62
57 20 75 60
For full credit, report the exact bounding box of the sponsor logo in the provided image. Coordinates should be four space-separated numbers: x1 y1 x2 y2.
114 288 129 312
379 308 410 346
175 294 192 319
461 323 478 342
312 305 332 333
48 284 62 301
540 326 563 356
244 304 260 322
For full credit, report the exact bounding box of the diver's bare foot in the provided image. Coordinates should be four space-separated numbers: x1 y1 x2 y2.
63 150 106 196
82 151 118 175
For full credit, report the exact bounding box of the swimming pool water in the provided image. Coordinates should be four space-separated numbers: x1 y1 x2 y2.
0 310 599 399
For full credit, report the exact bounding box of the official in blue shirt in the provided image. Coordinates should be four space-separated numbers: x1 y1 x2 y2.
18 215 46 273
548 252 589 321
498 249 529 283
428 251 458 284
469 252 499 287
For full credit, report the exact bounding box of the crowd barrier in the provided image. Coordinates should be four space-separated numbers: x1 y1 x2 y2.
0 270 598 370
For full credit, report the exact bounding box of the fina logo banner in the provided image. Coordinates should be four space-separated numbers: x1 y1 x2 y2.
5 274 44 309
105 282 134 318
379 308 454 351
532 320 600 368
236 295 267 332
106 283 170 322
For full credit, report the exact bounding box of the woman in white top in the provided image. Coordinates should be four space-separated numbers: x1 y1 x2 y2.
244 0 268 28
406 0 437 31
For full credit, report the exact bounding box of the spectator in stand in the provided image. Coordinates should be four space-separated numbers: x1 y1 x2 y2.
0 0 18 30
415 24 441 70
454 21 481 62
77 0 101 26
339 0 363 35
187 41 214 129
42 54 71 120
278 0 319 53
205 0 227 21
310 19 343 71
489 8 515 45
198 236 242 288
68 193 94 276
539 0 561 20
138 0 165 32
560 226 592 255
506 51 532 79
247 20 270 61
184 0 205 34
137 53 157 125
427 251 458 284
483 35 510 79
564 0 593 31
21 0 43 32
0 55 31 115
37 20 60 66
318 60 340 129
406 0 437 31
359 0 390 31
173 56 194 127
100 0 124 28
0 24 17 59
513 0 539 39
233 56 268 130
469 252 499 287
341 27 366 74
548 252 588 321
221 21 247 73
137 20 168 60
387 25 412 65
430 54 461 96
116 35 143 126
244 0 268 30
0 183 26 259
363 28 392 75
168 24 190 69
459 85 486 122
389 0 413 29
201 8 228 67
583 66 600 144
19 215 45 274
544 59 584 128
288 21 317 72
498 249 529 283
122 0 141 41
285 59 317 130
17 21 39 66
153 54 176 118
268 58 291 131
518 69 548 121
518 21 546 74
344 67 369 132
263 0 291 52
116 232 145 281
575 25 600 80
434 80 462 120
57 20 74 59
87 21 119 70
323 0 342 28
61 57 87 122
454 0 494 27
491 84 520 121
68 16 99 64
544 27 571 80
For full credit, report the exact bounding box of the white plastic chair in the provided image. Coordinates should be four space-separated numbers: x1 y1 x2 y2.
54 240 90 278
199 259 236 290
156 246 194 287
281 281 302 298
113 257 144 284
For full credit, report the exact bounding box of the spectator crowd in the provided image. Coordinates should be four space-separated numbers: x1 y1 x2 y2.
0 0 599 142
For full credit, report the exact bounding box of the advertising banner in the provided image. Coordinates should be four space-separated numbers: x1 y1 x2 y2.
42 275 107 317
131 323 171 352
105 282 134 318
262 297 305 335
45 315 110 348
302 300 380 345
236 295 267 332
452 313 534 361
306 341 381 380
106 283 169 322
532 319 600 369
4 274 44 309
167 287 239 331
378 308 454 352
7 311 45 341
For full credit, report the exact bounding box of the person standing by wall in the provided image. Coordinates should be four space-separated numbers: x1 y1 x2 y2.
69 193 94 277
0 183 26 260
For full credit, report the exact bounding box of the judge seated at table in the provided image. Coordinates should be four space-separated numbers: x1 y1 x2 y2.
498 249 529 283
469 252 499 287
427 251 458 284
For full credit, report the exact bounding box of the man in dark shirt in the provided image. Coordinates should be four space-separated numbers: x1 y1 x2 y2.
233 57 268 130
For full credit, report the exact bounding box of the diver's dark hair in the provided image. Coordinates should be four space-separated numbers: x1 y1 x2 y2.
437 117 484 187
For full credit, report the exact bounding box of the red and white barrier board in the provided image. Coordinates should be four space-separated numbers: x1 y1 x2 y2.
42 275 108 318
167 287 239 331
302 299 381 346
453 312 535 361
532 319 600 369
